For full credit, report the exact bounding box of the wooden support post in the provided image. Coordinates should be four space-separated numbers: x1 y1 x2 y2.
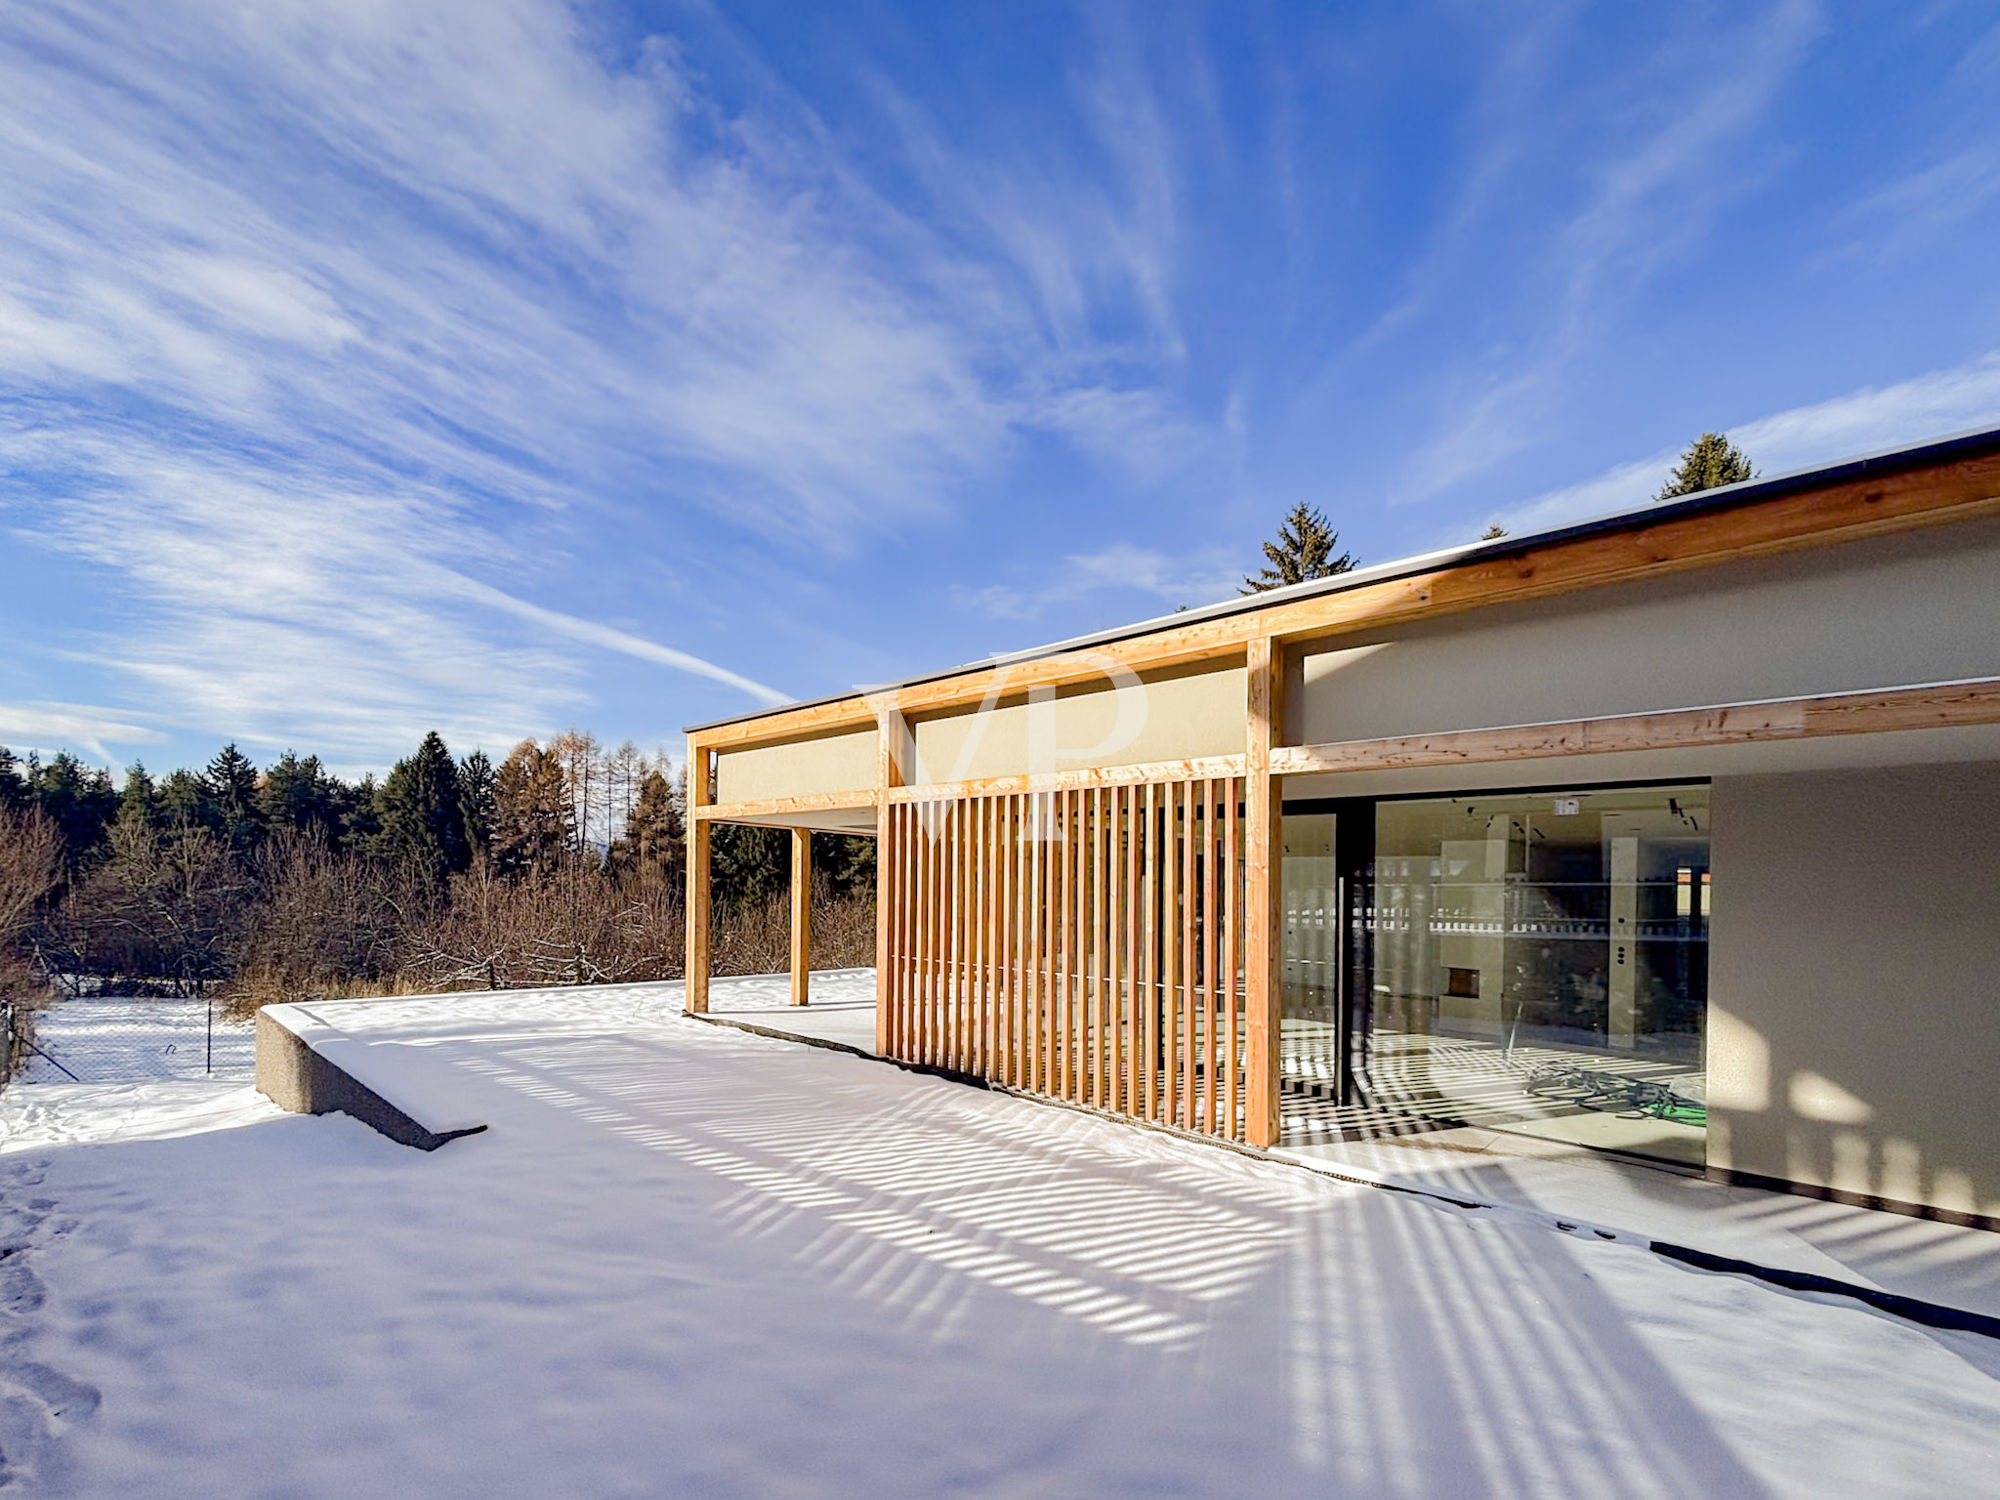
875 710 908 1055
790 827 812 1007
685 736 712 1015
1244 638 1283 1147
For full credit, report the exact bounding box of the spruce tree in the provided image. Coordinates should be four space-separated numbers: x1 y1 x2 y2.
1243 503 1356 593
157 769 210 833
204 743 264 855
342 774 383 851
1657 432 1754 500
494 740 572 876
712 823 787 909
615 768 683 886
118 763 157 831
0 745 24 809
380 732 469 892
458 749 498 867
28 752 117 868
259 751 345 845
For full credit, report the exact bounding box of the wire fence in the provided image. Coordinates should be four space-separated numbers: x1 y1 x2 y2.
2 993 256 1089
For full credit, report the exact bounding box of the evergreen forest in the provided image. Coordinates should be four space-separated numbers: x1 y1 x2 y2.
0 731 874 1016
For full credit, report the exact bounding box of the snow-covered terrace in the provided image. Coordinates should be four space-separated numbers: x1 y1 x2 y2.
701 972 2000 1326
3 975 1999 1495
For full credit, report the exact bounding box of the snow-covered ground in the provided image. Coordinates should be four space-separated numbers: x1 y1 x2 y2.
16 993 254 1084
2 980 1999 1498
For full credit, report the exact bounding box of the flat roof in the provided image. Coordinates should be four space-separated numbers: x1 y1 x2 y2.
688 421 2000 735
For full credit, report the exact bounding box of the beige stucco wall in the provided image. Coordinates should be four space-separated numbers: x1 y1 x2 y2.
1707 762 2000 1219
1297 517 2000 745
912 664 1245 783
715 726 879 805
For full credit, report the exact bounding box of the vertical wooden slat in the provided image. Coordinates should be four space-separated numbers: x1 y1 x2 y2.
1246 638 1285 1148
898 804 914 1060
1038 792 1054 1095
1083 787 1097 1107
1052 790 1067 1099
1002 795 1016 1088
1202 779 1218 1133
1086 787 1102 1109
1070 787 1086 1106
1065 788 1081 1103
1016 794 1029 1090
938 800 952 1070
960 800 976 1080
1141 783 1158 1122
1162 781 1180 1125
1216 776 1232 1136
1104 787 1119 1113
1116 786 1132 1115
1063 787 1079 1103
926 804 942 1068
912 805 926 1065
976 800 992 1080
1081 788 1094 1108
1180 776 1197 1131
951 799 967 1071
982 796 995 1082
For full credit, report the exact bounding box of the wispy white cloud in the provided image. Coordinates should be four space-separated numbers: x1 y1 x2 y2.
1482 350 2000 537
1393 1 1822 505
954 541 1238 623
0 702 164 765
0 0 1211 762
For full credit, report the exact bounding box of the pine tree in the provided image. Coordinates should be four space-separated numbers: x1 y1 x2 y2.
1657 432 1754 500
204 743 264 855
1243 503 1356 593
380 732 469 892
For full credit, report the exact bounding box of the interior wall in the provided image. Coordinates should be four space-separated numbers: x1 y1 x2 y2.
1296 517 2000 745
912 663 1245 783
715 727 878 805
1707 762 2000 1219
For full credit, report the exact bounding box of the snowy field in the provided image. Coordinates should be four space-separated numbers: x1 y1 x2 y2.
16 993 254 1084
2 982 1999 1498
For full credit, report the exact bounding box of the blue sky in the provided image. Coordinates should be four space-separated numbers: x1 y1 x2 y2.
4 1 2000 778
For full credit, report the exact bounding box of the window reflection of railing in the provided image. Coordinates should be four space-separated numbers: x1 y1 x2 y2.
1355 879 1709 945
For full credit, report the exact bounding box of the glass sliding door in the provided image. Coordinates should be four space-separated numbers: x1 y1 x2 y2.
1347 783 1710 1166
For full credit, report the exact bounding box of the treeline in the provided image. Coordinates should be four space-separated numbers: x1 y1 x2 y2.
0 731 872 1014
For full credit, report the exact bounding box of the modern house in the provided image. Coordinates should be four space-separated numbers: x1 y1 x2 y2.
683 426 2000 1231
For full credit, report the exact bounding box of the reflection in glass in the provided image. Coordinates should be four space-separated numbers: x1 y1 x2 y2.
1283 785 1709 1166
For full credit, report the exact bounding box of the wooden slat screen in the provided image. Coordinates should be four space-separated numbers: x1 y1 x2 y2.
882 777 1248 1141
